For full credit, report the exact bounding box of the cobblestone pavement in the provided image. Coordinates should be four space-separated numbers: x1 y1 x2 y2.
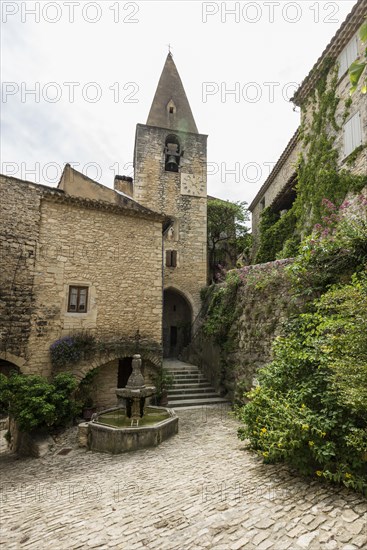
0 407 366 550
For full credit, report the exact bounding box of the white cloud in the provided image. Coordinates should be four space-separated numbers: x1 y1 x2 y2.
0 0 358 204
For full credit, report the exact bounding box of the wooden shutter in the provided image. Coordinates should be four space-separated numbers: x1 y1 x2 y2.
344 112 362 158
166 250 172 267
338 34 358 78
171 250 177 267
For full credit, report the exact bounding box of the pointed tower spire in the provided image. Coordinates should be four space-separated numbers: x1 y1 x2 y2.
146 53 198 134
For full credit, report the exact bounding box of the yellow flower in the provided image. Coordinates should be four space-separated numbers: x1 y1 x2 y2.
321 432 326 438
316 470 323 477
309 441 315 447
261 427 267 434
277 443 282 448
302 424 309 431
301 404 306 409
263 452 269 457
345 473 352 479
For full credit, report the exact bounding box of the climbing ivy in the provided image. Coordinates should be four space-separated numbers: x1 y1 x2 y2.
256 59 367 263
255 209 298 264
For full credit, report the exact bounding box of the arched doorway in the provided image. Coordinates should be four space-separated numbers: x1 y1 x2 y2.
118 357 133 388
0 359 20 377
163 289 192 358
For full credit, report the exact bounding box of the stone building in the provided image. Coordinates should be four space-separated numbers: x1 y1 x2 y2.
132 53 207 357
250 0 367 251
0 54 207 407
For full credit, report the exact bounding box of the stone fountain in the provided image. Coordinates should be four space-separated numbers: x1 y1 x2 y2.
78 354 178 454
115 354 157 426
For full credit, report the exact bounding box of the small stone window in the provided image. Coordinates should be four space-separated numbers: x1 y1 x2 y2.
68 286 88 313
166 250 177 268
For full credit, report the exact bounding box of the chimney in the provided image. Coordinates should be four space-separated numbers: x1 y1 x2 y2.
114 175 134 198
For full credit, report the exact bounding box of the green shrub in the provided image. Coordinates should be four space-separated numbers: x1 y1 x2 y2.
0 373 79 432
237 272 367 495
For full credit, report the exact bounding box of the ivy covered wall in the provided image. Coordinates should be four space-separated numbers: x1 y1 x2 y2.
186 259 301 404
254 60 367 264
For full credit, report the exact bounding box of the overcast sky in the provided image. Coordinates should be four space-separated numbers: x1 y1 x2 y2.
1 0 359 207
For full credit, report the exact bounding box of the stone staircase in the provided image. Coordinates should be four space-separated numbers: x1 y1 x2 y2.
164 359 229 409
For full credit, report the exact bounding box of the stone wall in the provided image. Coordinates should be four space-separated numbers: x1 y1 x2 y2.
0 176 164 408
134 124 207 319
187 260 298 403
0 176 43 366
25 196 163 378
300 31 367 177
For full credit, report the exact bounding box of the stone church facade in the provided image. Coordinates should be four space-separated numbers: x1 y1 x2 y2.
0 54 207 408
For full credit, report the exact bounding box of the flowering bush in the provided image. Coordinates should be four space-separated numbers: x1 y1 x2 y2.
237 271 367 495
50 337 82 368
50 333 96 368
287 195 367 295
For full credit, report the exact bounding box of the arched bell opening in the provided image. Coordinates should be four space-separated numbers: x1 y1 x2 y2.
164 134 181 173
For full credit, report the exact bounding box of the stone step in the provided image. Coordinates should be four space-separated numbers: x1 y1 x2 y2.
169 397 229 407
170 375 206 381
166 367 201 375
164 360 226 409
172 381 210 388
169 387 216 396
168 392 220 401
166 371 202 377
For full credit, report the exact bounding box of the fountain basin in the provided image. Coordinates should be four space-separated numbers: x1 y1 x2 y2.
81 406 178 454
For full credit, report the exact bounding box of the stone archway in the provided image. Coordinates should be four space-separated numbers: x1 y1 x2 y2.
163 288 192 358
77 353 162 410
0 359 21 377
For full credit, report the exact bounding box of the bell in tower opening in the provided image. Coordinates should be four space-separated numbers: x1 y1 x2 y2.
164 134 181 173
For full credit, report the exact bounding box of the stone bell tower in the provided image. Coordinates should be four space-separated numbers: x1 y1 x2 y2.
133 53 207 357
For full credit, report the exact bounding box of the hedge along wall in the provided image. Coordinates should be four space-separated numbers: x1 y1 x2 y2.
186 259 304 404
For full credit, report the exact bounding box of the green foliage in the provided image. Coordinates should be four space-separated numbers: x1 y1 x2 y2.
237 272 367 495
349 18 367 95
287 197 367 295
207 199 251 279
255 209 298 263
153 368 174 401
317 274 367 415
0 373 79 432
202 271 241 345
255 59 366 263
75 369 99 408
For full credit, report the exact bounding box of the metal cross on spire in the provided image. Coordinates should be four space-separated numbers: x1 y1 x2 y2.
167 43 173 56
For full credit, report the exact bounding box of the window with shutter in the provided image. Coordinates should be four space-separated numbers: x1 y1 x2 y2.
171 250 177 267
338 35 359 79
343 112 362 158
165 250 177 268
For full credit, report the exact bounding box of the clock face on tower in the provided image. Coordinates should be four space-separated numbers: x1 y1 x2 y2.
180 173 206 197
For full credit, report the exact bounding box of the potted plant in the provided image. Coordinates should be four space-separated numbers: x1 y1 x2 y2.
81 395 96 421
154 368 174 407
75 370 98 420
